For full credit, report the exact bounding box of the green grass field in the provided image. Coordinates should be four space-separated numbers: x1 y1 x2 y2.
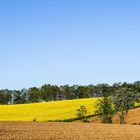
0 98 98 121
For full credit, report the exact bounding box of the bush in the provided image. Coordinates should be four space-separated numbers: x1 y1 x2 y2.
76 105 89 122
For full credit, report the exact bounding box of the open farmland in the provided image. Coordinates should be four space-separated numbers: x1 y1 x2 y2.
0 98 139 122
0 98 98 121
0 122 140 140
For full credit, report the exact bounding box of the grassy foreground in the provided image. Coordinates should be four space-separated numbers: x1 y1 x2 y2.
0 98 98 121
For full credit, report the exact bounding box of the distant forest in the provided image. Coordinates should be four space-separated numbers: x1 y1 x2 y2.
0 81 140 104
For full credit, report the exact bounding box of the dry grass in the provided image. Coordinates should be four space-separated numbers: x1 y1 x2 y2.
126 107 140 125
0 122 140 140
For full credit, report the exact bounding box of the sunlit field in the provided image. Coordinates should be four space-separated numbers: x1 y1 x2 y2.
1 122 140 140
0 98 98 121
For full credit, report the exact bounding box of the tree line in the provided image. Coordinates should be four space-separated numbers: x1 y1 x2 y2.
0 81 140 104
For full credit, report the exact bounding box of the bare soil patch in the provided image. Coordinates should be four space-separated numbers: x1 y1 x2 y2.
0 122 140 140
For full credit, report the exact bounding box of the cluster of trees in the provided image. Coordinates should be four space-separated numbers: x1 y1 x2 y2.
76 88 139 124
0 81 140 104
95 88 139 124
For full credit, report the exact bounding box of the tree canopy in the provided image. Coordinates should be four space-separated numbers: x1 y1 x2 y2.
0 81 140 104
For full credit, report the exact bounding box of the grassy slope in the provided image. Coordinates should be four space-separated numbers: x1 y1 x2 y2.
0 98 98 121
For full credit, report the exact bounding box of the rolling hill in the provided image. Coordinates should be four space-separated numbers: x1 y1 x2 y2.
0 98 98 121
0 98 139 123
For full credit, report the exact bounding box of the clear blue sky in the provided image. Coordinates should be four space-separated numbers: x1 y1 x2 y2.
0 0 140 89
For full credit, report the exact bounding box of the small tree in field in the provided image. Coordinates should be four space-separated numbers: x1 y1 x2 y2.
76 105 88 122
95 93 114 124
113 88 138 124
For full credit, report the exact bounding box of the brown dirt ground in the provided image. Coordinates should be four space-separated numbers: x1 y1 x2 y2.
0 122 140 140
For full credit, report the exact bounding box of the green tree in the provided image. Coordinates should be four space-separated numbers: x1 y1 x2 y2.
13 89 28 104
113 88 139 124
76 105 88 122
76 86 91 98
60 85 73 100
95 93 114 123
28 87 41 103
0 89 12 104
40 84 60 101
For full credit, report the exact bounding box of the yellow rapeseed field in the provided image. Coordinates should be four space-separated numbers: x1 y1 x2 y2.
0 98 98 121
